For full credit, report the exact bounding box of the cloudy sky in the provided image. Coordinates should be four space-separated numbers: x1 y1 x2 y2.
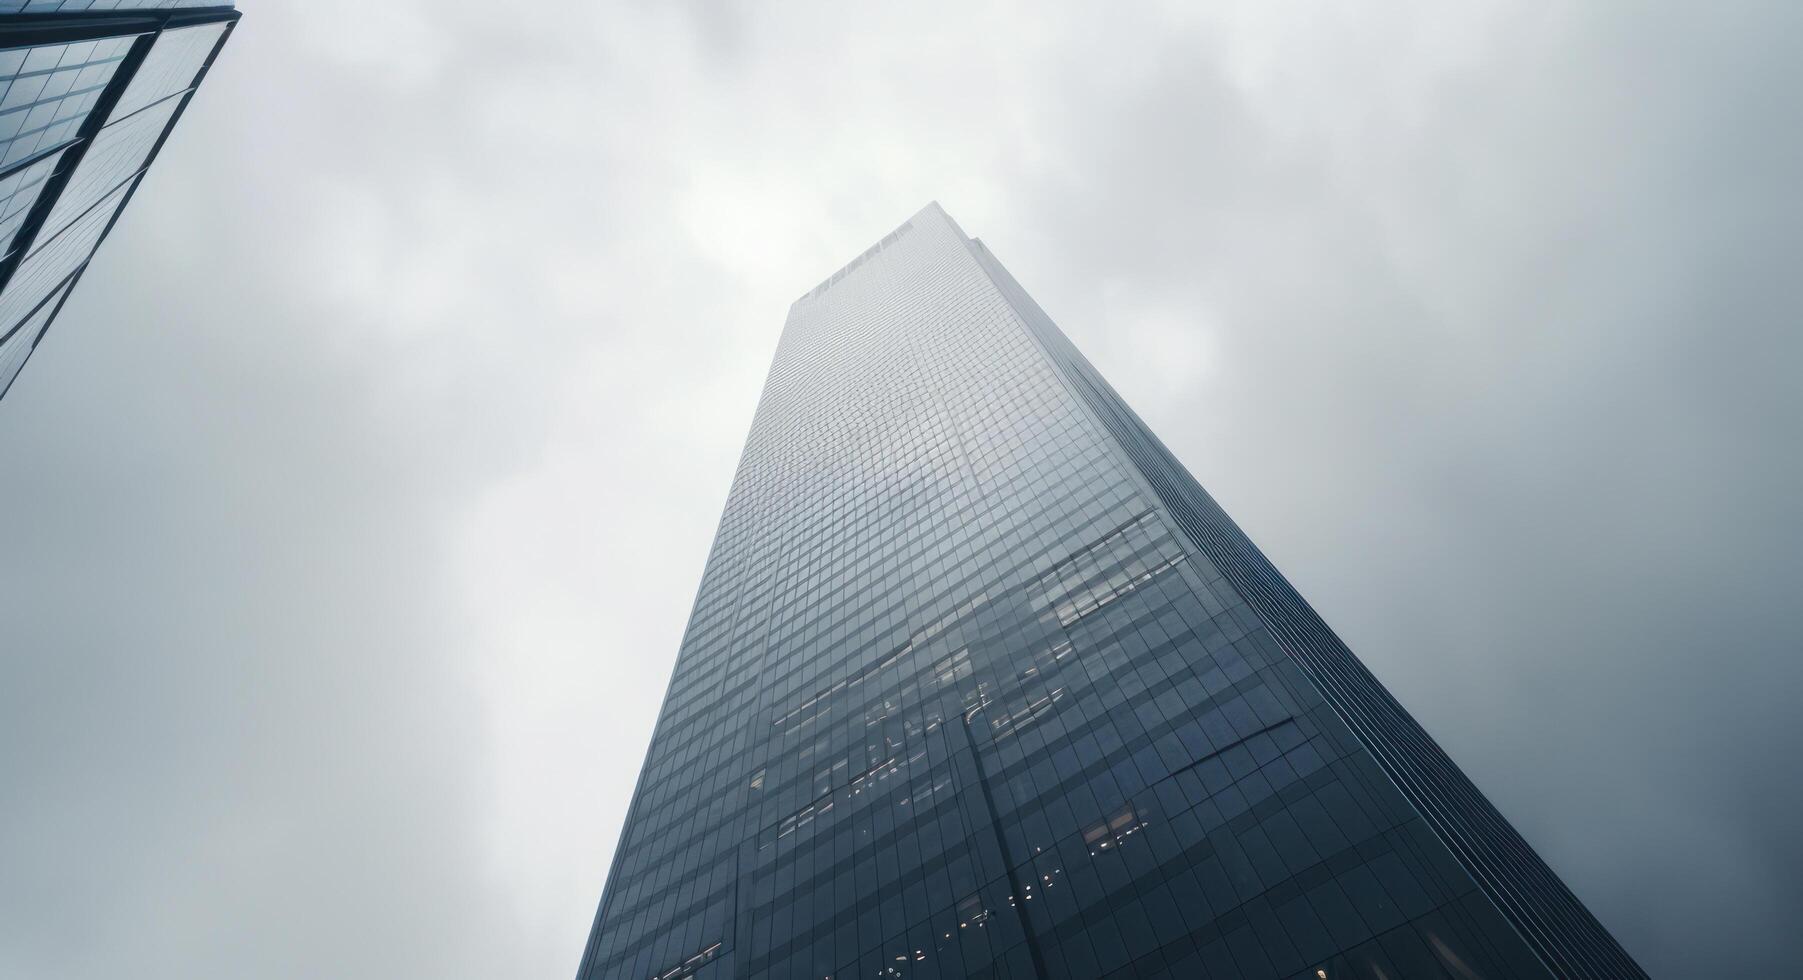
2 1 1799 976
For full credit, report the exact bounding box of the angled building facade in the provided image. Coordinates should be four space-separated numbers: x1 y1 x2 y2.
579 204 1643 979
0 2 236 401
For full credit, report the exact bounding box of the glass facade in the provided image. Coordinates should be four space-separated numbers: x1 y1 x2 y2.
0 2 228 13
0 5 235 401
578 206 1645 980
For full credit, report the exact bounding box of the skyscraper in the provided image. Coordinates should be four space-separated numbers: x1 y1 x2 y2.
579 203 1643 979
0 3 236 401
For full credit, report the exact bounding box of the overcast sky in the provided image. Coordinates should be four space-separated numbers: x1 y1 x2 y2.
1 1 1798 977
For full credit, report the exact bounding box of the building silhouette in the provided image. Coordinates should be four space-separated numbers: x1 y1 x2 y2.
0 3 237 401
579 203 1644 979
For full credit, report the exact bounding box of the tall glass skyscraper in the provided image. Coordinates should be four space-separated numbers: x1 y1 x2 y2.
579 203 1643 980
0 3 236 401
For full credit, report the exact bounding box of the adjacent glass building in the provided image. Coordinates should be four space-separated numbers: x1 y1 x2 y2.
0 2 236 401
579 204 1643 979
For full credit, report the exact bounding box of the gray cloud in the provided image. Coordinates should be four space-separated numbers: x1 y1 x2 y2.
1 1 1796 976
